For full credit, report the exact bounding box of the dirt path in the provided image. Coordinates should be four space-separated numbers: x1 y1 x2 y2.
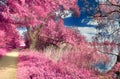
0 51 18 79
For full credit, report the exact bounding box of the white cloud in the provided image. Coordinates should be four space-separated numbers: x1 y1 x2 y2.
87 20 98 25
77 27 98 41
96 0 107 3
69 27 98 42
55 10 73 18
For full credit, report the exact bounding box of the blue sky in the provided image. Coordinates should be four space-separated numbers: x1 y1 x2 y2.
64 0 98 27
63 0 99 42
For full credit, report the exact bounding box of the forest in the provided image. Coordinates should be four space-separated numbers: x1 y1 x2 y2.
0 0 120 79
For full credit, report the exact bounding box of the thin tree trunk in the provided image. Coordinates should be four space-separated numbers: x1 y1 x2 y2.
29 30 38 49
26 27 37 49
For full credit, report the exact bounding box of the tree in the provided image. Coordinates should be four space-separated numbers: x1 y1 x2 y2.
90 0 120 72
0 0 80 49
94 0 120 19
0 23 21 49
93 0 120 56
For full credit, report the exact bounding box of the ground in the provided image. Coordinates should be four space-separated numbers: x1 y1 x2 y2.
0 50 113 79
0 51 18 79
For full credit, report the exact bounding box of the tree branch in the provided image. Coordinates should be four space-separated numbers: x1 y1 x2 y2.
97 49 118 56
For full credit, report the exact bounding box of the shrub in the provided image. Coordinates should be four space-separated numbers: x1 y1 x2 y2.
17 50 98 79
0 48 7 58
61 42 108 70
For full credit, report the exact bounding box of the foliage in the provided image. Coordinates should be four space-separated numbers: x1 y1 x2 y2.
0 48 7 58
61 42 109 70
17 50 98 79
0 23 21 49
37 21 87 49
24 19 85 49
0 0 80 49
114 62 120 72
94 0 120 19
94 0 120 47
1 0 119 78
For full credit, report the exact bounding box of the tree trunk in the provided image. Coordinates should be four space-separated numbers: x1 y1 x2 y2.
26 24 44 50
29 31 38 49
117 55 120 62
26 27 36 49
29 38 36 49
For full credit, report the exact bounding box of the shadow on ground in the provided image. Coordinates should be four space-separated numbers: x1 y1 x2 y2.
0 56 18 70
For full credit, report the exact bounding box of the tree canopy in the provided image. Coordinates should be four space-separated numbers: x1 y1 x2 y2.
0 0 80 49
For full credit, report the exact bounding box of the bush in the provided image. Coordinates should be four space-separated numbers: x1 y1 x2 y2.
17 50 98 79
0 48 7 58
61 43 108 70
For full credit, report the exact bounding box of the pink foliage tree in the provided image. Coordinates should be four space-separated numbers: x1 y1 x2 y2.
0 23 21 49
94 0 120 20
0 0 80 49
